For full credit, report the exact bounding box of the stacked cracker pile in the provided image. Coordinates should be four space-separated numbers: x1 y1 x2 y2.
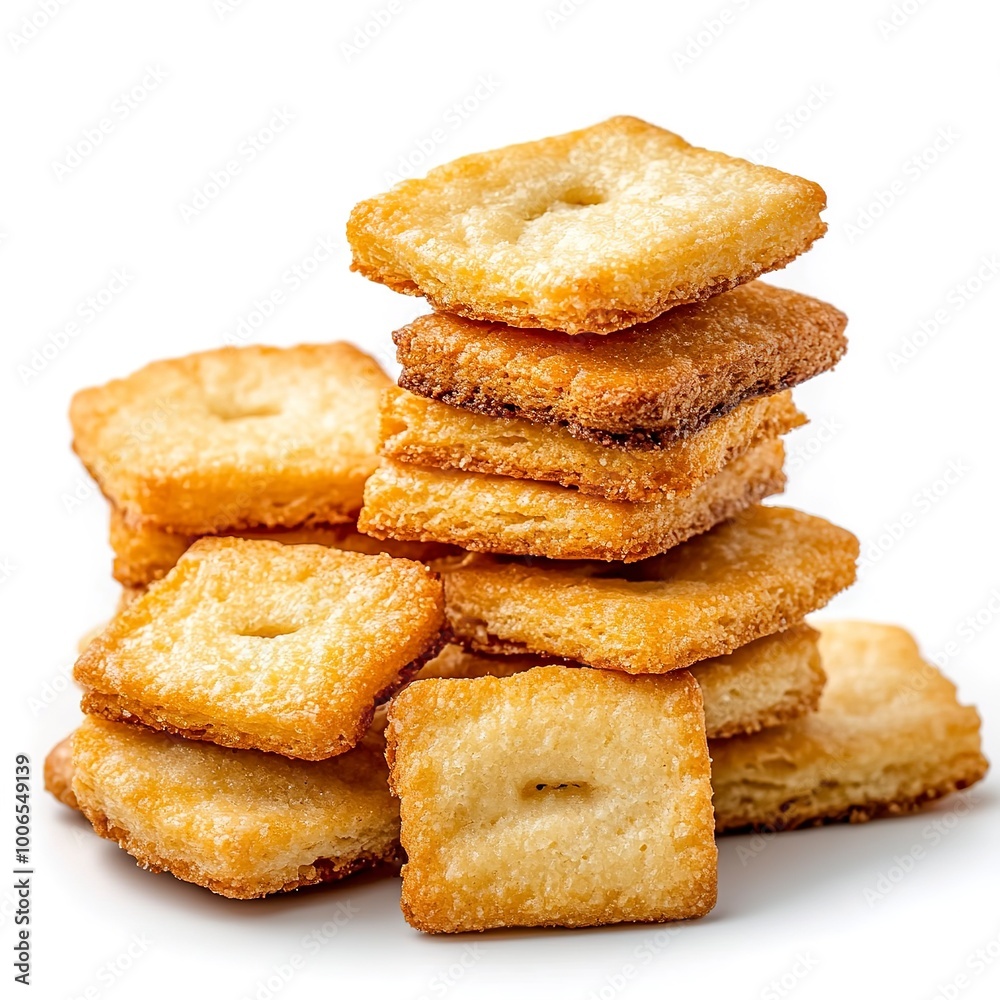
47 118 986 934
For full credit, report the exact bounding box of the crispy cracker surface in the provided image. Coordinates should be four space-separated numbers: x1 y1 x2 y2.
438 506 857 673
70 717 399 898
380 386 804 502
71 343 390 533
44 736 78 810
393 281 845 447
359 440 786 562
74 538 444 760
712 621 988 831
349 116 826 334
386 666 717 931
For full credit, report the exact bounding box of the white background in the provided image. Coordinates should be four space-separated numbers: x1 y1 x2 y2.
2 0 999 997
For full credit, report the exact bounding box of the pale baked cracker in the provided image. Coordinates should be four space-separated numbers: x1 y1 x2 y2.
349 116 826 334
44 736 78 810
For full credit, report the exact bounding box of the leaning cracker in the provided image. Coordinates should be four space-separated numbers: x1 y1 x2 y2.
393 281 846 448
349 116 826 334
419 625 824 740
439 505 858 673
386 666 717 932
44 737 78 810
712 621 988 831
108 504 455 588
71 343 390 533
359 439 786 562
74 538 444 760
380 386 805 502
71 716 400 898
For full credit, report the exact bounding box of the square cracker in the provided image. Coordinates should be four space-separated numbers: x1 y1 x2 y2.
348 115 826 334
70 343 391 533
380 386 805 503
393 281 846 448
108 504 456 589
712 621 988 831
417 625 825 741
358 439 786 563
386 665 717 932
71 716 400 898
438 505 858 673
74 537 444 760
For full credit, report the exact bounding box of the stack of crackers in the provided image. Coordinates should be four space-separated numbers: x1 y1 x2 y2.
47 117 987 934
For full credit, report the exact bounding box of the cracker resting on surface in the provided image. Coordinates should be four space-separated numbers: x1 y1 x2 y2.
380 386 804 502
438 506 858 673
348 115 826 334
71 716 400 898
71 342 390 533
75 538 444 760
359 439 786 562
393 281 846 448
712 621 988 831
387 666 717 932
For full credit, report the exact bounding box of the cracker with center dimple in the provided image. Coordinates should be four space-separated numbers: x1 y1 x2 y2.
70 342 391 533
380 386 805 502
438 505 858 673
74 537 445 760
712 622 988 832
70 716 400 898
348 115 826 334
386 666 717 932
359 440 786 562
108 505 456 588
418 625 825 740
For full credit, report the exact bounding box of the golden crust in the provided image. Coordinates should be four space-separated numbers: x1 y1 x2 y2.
438 505 858 673
108 504 457 589
380 386 804 502
44 736 78 810
74 537 444 760
394 281 846 448
71 717 400 898
418 625 823 740
70 343 391 533
712 621 989 832
386 666 717 932
359 440 786 562
348 116 826 334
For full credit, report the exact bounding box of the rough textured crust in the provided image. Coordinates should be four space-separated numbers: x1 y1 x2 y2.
393 281 846 448
108 504 457 589
386 666 717 932
712 621 988 832
70 342 391 533
74 537 444 760
44 736 78 809
348 115 826 334
379 386 804 502
437 505 858 674
70 717 400 898
359 440 786 562
417 625 823 740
